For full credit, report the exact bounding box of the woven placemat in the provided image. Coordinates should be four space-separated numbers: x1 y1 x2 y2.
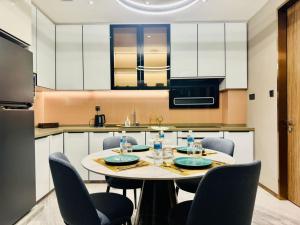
160 160 226 176
94 158 151 172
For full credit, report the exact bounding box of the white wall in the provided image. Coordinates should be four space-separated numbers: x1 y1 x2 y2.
248 0 286 194
0 0 32 45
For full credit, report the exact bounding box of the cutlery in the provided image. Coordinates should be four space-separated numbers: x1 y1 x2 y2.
117 162 147 171
162 161 185 173
212 160 226 165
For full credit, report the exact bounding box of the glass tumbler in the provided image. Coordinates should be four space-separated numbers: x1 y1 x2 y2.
126 143 133 153
153 140 163 166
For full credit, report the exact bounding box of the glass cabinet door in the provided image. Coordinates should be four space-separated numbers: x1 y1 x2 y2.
141 25 170 88
110 24 170 89
111 25 139 88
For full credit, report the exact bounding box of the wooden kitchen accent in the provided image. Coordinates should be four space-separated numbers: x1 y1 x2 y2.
278 0 300 205
287 0 300 206
33 90 247 126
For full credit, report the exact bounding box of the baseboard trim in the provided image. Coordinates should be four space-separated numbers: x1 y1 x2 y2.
259 183 281 199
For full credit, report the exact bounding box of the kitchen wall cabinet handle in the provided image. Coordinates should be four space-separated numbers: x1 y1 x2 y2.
137 66 170 69
136 66 171 72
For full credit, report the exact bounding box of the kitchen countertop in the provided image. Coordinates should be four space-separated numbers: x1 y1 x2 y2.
35 125 254 139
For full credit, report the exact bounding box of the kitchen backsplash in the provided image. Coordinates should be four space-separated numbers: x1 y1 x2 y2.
33 90 247 126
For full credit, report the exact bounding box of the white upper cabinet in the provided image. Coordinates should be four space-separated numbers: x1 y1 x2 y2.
198 23 225 77
0 0 32 45
83 25 110 90
171 24 197 78
30 5 37 74
223 23 247 89
36 10 55 89
56 25 83 90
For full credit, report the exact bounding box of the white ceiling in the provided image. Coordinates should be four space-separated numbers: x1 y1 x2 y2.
32 0 269 24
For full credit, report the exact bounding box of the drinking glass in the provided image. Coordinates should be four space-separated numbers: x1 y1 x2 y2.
126 143 133 153
153 140 163 166
187 146 193 156
163 147 174 160
120 137 128 154
194 142 202 155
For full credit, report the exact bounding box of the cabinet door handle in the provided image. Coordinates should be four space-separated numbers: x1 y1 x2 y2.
288 120 294 133
136 66 170 71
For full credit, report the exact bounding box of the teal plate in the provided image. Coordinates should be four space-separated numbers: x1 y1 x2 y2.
174 157 212 169
176 146 200 154
104 154 140 166
132 145 150 152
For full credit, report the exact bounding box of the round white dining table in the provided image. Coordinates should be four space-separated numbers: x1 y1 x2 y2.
82 149 235 225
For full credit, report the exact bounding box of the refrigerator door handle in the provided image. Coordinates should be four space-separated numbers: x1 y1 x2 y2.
0 103 32 110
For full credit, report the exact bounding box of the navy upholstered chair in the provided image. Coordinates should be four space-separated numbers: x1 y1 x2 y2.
175 137 235 194
49 152 133 225
169 161 261 225
201 137 235 156
103 136 143 208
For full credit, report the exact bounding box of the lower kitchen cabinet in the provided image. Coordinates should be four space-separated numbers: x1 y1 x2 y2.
34 129 254 190
146 131 177 146
49 133 64 190
177 131 223 146
89 132 114 180
35 136 50 201
64 132 89 180
114 131 146 145
224 131 254 163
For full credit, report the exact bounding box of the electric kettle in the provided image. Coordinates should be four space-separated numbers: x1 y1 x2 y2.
94 106 106 127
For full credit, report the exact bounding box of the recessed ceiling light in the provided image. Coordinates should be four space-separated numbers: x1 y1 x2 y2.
116 0 200 15
89 0 94 5
147 35 152 38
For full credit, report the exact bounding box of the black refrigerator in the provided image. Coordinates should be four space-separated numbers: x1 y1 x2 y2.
0 36 36 225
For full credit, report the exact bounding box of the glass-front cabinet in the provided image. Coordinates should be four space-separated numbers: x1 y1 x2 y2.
110 24 170 89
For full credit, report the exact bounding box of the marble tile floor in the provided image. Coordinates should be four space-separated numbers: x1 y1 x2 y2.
16 183 300 225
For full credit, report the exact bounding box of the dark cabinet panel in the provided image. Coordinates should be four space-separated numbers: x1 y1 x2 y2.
110 24 170 90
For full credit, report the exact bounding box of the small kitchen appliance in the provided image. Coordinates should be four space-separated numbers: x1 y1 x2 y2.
169 78 223 109
94 106 106 127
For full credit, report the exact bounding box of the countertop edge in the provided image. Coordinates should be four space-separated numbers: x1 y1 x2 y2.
35 126 255 139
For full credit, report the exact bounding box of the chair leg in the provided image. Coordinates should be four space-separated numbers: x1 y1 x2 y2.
123 189 127 196
106 185 111 193
176 186 179 196
134 189 137 209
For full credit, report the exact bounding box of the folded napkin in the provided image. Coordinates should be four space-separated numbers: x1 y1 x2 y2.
94 158 151 172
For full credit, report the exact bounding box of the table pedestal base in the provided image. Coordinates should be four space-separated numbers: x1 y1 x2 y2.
135 180 177 225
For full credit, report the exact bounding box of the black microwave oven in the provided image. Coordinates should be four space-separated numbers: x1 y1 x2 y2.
169 78 222 109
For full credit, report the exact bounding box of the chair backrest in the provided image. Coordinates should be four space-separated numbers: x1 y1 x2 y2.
201 137 235 156
186 161 261 225
103 136 138 150
49 152 101 225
